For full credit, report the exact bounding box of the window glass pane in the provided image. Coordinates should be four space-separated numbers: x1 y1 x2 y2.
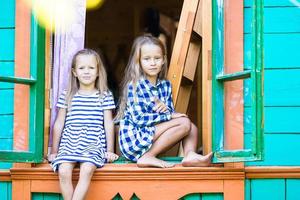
0 83 30 153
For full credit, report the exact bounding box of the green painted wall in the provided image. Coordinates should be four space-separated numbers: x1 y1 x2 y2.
0 0 15 169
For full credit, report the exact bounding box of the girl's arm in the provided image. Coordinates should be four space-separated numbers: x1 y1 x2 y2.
104 109 119 162
48 108 66 161
127 84 171 126
103 109 115 153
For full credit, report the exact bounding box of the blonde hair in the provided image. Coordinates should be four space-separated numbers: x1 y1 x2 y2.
116 34 168 120
65 48 108 109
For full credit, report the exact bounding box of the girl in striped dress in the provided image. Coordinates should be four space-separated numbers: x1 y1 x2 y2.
116 35 212 168
48 49 118 200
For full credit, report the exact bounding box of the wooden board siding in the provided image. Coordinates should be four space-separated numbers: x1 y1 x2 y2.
0 181 12 200
0 0 15 169
245 178 300 200
244 1 300 166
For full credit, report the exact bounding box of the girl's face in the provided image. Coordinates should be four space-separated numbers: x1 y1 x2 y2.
140 43 164 83
73 54 98 88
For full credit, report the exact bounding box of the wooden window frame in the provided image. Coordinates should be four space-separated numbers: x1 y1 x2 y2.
211 0 264 163
0 3 45 163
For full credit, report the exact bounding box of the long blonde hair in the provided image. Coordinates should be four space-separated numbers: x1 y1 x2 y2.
65 48 108 109
116 34 168 120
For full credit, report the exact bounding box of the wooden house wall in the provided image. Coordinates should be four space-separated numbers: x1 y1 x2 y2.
244 0 300 166
245 0 300 199
0 0 14 170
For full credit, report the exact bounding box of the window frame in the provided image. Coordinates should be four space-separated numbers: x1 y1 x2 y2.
211 0 264 163
0 13 45 163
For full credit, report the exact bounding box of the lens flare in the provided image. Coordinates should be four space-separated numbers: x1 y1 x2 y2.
86 0 105 10
23 0 104 33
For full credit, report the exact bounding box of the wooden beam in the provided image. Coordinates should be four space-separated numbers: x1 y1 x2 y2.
13 0 31 151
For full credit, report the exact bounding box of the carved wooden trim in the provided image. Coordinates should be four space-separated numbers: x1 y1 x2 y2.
246 167 300 178
0 171 11 181
10 164 245 200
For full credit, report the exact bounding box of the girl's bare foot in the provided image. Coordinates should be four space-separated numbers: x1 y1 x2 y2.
182 152 213 167
137 154 175 168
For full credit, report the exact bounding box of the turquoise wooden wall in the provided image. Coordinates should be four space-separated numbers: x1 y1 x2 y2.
0 182 12 200
246 179 300 200
0 0 15 169
244 0 300 166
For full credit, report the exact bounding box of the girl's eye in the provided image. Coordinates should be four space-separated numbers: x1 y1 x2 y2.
89 66 95 69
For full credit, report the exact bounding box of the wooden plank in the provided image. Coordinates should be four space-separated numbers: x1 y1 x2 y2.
250 179 285 200
246 167 300 179
167 0 199 104
264 69 300 106
245 0 299 7
0 115 13 138
193 0 202 36
13 0 31 151
245 134 300 166
0 182 9 200
44 29 52 158
286 179 300 200
223 0 244 169
245 179 251 200
183 36 201 81
223 180 244 200
244 34 300 69
0 29 15 60
0 62 14 89
245 107 300 134
244 69 300 106
86 180 223 200
0 90 14 114
0 139 13 150
0 0 15 28
12 180 31 200
245 7 300 33
201 0 212 155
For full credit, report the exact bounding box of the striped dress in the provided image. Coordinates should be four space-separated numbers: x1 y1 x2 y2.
51 90 115 171
119 77 175 161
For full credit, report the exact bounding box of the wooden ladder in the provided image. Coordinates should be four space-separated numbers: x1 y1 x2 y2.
166 0 203 155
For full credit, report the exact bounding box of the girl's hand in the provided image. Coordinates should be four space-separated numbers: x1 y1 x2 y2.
105 152 119 163
171 112 187 119
47 153 57 162
153 98 168 113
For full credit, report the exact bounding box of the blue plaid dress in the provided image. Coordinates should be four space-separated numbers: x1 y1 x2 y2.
51 90 115 171
119 77 175 161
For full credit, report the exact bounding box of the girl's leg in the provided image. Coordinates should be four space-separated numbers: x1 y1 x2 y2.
72 162 96 200
58 162 76 200
181 122 213 167
137 117 191 168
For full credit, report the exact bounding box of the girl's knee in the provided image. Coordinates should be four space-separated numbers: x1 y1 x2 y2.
80 163 96 178
179 117 191 133
58 164 73 180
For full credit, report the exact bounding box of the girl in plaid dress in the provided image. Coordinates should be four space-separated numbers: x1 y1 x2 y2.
117 35 212 168
48 49 118 200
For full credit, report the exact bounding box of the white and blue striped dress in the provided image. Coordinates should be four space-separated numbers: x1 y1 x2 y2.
51 90 115 171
